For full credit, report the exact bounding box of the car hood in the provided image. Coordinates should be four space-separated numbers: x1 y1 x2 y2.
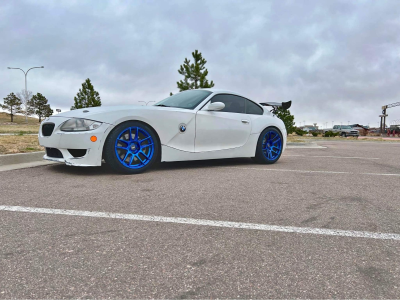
52 105 188 121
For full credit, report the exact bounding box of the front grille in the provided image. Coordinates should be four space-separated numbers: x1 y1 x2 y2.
46 148 63 158
68 149 87 158
42 123 55 136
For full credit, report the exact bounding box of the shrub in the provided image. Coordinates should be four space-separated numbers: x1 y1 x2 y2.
324 131 337 137
311 132 318 137
294 128 307 136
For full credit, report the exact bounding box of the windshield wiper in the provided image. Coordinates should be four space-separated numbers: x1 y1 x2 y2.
155 104 169 107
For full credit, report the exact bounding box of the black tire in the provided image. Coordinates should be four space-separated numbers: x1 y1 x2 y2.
253 127 283 164
103 121 160 174
341 132 347 137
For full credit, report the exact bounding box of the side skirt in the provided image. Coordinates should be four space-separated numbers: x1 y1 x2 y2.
161 134 259 162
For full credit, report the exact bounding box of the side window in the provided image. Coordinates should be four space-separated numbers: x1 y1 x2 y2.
246 99 263 115
210 94 245 114
333 125 337 129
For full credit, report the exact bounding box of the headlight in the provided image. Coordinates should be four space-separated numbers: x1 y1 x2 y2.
60 118 102 132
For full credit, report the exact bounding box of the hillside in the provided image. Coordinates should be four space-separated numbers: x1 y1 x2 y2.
0 112 39 125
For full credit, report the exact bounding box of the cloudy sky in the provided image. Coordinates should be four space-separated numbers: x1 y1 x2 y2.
2 0 400 127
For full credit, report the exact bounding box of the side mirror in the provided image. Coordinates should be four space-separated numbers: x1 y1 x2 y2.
207 102 225 111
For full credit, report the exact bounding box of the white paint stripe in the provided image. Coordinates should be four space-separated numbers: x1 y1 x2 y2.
229 167 349 174
227 167 400 177
1 205 400 241
284 155 380 160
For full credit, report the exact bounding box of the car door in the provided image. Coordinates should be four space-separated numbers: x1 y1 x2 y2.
195 94 251 152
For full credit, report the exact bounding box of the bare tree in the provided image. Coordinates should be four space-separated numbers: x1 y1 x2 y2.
17 89 33 123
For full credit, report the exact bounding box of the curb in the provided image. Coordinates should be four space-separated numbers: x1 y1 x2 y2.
0 151 46 166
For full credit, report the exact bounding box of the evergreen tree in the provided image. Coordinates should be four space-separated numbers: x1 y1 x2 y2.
274 107 295 134
1 93 22 122
175 50 215 91
29 93 53 122
71 78 101 110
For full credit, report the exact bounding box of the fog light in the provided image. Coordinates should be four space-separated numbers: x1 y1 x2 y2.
90 136 97 142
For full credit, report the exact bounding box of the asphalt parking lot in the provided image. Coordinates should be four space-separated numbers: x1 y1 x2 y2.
1 140 400 298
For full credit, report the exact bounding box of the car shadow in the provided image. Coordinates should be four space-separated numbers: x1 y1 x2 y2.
47 157 255 176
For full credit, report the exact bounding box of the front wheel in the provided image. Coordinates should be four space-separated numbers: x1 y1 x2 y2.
103 121 159 174
253 127 283 164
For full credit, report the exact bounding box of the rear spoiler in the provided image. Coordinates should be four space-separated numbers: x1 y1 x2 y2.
260 101 292 110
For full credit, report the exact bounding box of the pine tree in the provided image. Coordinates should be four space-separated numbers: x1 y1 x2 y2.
71 78 102 110
29 93 53 122
176 50 215 92
274 107 295 134
1 93 22 122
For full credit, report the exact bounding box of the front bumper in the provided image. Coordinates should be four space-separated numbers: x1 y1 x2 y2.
38 117 113 167
346 132 359 136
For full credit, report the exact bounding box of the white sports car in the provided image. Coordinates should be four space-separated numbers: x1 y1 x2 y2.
38 89 290 174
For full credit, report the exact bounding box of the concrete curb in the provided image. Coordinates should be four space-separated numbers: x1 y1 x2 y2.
0 151 46 166
0 161 57 172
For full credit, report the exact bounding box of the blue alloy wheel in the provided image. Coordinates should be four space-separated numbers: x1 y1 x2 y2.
262 130 282 160
253 127 283 164
114 126 155 169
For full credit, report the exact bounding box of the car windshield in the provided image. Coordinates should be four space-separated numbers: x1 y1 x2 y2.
340 126 352 129
155 90 212 110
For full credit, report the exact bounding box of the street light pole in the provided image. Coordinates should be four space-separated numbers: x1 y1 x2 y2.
7 66 44 91
139 101 155 106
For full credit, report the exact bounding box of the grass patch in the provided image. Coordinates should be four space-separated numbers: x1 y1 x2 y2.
0 112 39 124
0 135 43 154
0 124 40 134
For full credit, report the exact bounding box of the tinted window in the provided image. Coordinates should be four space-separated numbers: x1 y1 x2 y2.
155 90 212 110
246 100 263 115
210 94 245 114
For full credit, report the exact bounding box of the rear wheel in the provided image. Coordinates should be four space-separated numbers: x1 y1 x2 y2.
103 121 159 174
341 132 347 137
253 127 283 164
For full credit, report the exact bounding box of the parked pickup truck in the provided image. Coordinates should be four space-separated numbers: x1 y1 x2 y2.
324 125 359 137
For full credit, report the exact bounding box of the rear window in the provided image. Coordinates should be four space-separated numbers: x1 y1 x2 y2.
246 100 263 115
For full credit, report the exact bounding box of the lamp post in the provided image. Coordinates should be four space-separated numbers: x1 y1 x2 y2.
139 101 155 106
7 66 44 91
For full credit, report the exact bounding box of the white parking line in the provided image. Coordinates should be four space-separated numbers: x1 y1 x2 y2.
1 205 400 241
284 155 380 160
227 167 400 177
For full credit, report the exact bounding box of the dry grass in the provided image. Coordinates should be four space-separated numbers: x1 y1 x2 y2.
0 124 40 134
0 135 43 154
0 112 39 124
0 112 41 134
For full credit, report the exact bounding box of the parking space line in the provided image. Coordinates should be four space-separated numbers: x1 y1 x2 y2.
1 205 400 241
227 167 400 177
283 155 380 160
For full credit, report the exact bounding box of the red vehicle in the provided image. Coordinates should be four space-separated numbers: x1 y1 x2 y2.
389 125 400 137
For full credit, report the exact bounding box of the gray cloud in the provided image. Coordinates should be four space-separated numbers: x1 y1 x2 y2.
1 0 400 127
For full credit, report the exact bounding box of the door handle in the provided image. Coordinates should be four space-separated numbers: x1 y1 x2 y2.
241 120 250 124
